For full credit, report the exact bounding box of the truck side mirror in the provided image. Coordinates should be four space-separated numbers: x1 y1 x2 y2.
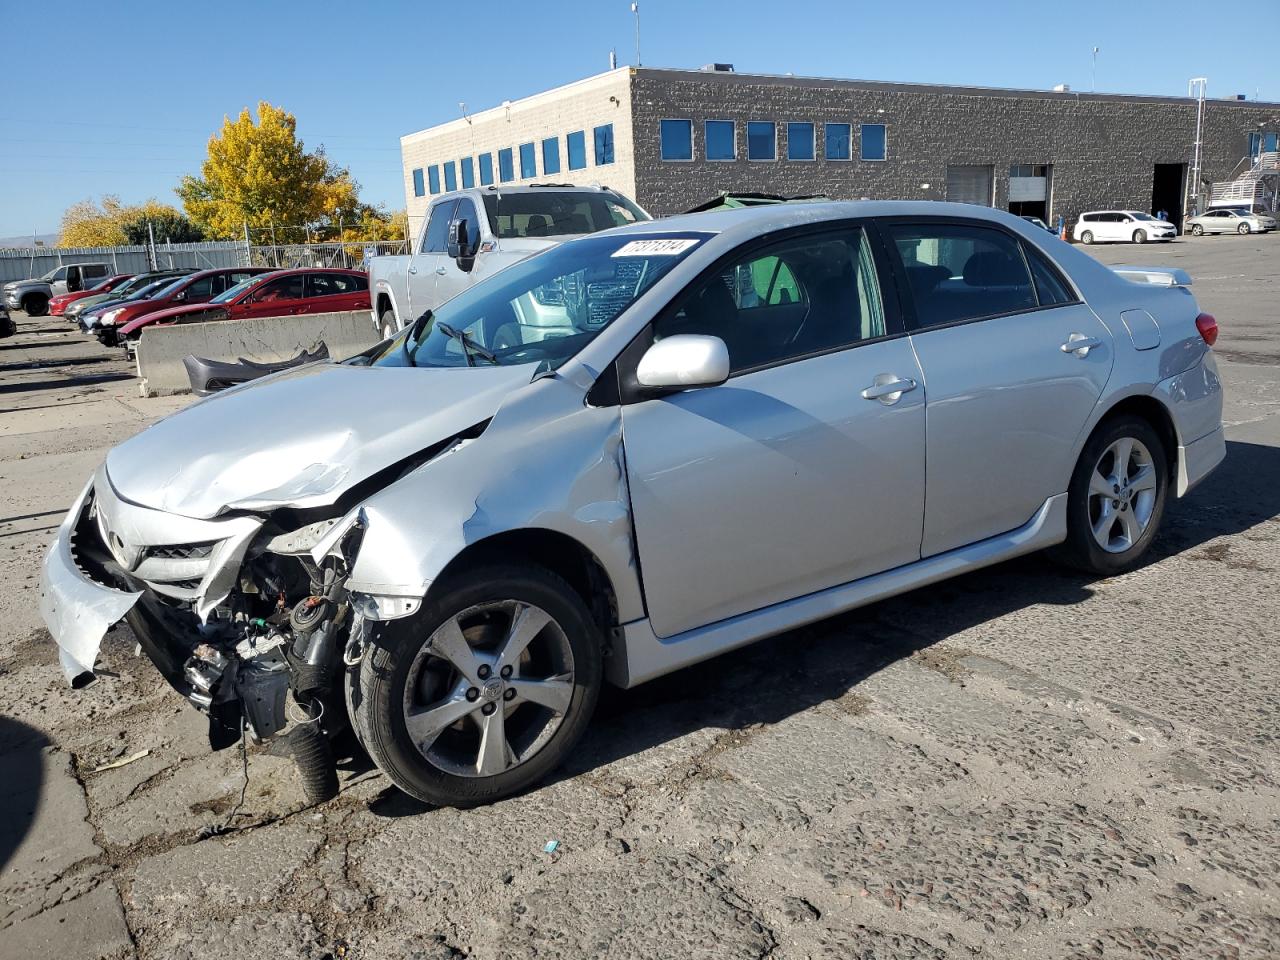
447 219 475 265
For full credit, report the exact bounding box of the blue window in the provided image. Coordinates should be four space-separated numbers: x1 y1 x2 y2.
825 123 851 161
747 121 776 161
478 153 494 186
1266 132 1279 153
427 165 441 194
461 156 475 189
498 148 514 182
542 137 561 175
411 168 425 197
705 120 735 160
861 123 887 161
593 123 614 165
787 122 815 161
443 160 457 192
567 130 587 170
519 142 536 179
660 119 693 160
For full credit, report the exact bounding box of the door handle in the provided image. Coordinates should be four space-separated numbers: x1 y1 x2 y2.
1060 334 1103 356
861 375 918 404
407 266 417 275
435 266 447 276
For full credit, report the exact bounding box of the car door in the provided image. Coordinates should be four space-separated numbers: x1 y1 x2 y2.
884 219 1114 557
408 199 455 317
621 224 927 638
239 274 304 317
433 197 485 306
302 272 363 314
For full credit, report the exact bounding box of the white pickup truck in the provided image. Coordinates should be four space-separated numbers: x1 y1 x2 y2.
368 184 649 340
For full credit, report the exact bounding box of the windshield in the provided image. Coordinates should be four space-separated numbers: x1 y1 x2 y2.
127 278 181 301
1131 212 1157 221
481 191 649 240
212 275 266 303
369 232 707 371
150 277 189 298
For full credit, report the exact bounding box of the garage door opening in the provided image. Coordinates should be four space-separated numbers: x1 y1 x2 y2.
1008 164 1052 223
946 165 994 206
1152 163 1185 229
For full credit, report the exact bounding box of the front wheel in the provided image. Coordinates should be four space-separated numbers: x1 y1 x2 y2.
1080 230 1094 244
22 294 48 316
1053 415 1168 576
1191 224 1204 236
1133 229 1148 244
354 564 602 807
379 309 397 342
1238 222 1251 235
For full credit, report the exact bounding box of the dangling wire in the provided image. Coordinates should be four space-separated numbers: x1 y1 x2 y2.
197 716 249 840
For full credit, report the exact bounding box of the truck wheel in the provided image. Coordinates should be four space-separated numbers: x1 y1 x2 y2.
379 309 397 341
22 293 49 316
355 564 602 807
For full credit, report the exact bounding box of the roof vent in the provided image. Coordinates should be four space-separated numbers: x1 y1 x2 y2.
700 63 734 72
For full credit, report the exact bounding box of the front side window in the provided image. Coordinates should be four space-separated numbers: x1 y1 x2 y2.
478 153 494 186
443 161 457 192
652 228 887 373
705 120 735 160
594 124 614 165
542 137 561 175
825 123 851 160
747 121 776 161
422 200 458 253
370 232 706 371
498 148 515 183
254 275 304 303
183 276 215 299
567 130 587 170
427 165 441 194
787 122 815 161
887 222 1037 328
519 142 536 179
861 123 887 161
461 156 475 189
660 119 693 160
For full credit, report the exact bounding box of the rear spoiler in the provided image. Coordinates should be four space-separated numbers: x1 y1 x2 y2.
1111 266 1193 288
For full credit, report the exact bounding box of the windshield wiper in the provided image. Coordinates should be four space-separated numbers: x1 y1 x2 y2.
437 322 497 366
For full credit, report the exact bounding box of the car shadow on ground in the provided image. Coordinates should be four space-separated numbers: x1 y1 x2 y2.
364 439 1280 815
0 716 51 871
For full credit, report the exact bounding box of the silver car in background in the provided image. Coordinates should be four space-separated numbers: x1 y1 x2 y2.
1186 207 1277 235
40 202 1224 808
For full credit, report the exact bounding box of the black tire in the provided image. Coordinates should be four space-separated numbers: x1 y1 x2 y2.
1133 229 1147 244
1053 414 1169 576
1238 222 1251 235
22 293 49 316
1080 230 1094 245
355 563 602 807
1191 223 1204 236
379 309 397 341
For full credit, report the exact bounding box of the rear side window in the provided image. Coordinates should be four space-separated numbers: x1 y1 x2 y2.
1023 247 1074 306
307 273 363 297
256 275 304 302
184 276 215 299
887 222 1037 328
652 227 887 374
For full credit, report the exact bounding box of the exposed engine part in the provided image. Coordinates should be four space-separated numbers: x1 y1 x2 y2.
183 643 230 710
287 696 339 804
232 631 291 741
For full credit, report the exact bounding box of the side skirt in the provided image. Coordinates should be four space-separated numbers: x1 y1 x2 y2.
607 493 1068 688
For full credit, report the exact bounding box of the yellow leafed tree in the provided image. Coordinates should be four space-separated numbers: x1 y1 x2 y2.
58 196 129 247
178 101 362 240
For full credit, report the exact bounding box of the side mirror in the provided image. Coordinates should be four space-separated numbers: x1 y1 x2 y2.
636 334 730 390
173 290 187 302
446 218 475 262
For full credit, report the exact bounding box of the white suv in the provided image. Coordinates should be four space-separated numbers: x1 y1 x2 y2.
1073 210 1177 245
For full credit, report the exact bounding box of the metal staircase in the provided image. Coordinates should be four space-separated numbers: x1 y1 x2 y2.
1209 151 1280 210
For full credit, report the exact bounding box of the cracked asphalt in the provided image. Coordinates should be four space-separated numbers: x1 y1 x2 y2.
1 234 1278 959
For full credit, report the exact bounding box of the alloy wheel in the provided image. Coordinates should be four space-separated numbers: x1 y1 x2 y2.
402 600 575 778
1088 436 1158 553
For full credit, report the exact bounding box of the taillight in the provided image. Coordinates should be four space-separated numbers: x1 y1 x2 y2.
1195 312 1218 347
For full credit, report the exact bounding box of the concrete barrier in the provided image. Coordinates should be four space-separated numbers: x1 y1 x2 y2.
136 310 377 396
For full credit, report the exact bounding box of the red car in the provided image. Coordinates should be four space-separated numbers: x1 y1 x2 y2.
119 268 370 346
49 274 133 315
96 267 272 345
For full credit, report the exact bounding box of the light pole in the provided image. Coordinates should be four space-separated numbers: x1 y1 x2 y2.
1091 47 1099 93
631 2 641 67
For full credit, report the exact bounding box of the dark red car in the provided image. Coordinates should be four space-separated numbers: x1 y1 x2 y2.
49 274 133 316
96 267 272 345
119 268 370 347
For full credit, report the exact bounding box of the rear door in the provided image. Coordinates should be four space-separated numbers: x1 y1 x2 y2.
884 218 1113 556
621 224 927 637
303 272 367 313
408 199 455 318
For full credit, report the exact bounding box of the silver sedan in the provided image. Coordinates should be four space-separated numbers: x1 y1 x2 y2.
1186 208 1277 235
40 202 1225 807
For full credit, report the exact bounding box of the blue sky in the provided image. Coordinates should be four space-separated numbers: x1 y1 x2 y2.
1 0 1276 238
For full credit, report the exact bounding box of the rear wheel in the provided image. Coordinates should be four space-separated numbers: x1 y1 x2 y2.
355 564 602 807
22 293 48 316
1238 222 1251 235
1054 415 1168 575
1190 223 1204 236
1133 229 1148 244
1080 230 1094 244
379 309 397 341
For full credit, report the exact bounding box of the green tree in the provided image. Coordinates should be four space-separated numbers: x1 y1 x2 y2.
178 101 362 240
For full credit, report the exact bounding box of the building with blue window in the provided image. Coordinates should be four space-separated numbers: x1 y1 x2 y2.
402 64 1280 233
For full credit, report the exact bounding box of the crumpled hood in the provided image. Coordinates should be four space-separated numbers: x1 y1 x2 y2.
106 361 534 520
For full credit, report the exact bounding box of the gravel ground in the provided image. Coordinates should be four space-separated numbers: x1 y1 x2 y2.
1 234 1278 959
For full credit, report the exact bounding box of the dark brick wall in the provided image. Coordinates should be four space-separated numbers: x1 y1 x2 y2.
628 70 1277 224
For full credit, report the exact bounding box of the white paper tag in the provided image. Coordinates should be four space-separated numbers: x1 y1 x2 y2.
611 238 700 258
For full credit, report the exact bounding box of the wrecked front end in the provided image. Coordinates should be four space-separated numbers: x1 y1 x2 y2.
40 464 371 800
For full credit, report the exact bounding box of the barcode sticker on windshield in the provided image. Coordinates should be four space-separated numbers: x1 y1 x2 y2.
611 238 699 258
